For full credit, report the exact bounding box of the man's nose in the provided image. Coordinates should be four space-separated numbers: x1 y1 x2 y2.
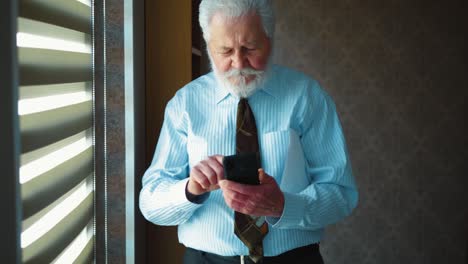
231 51 246 69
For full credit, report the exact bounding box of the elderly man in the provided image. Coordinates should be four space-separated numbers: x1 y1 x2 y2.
139 0 358 263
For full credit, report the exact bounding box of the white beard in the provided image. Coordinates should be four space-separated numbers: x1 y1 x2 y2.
210 56 268 98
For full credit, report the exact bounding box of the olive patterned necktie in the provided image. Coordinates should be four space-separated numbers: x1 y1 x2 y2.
235 98 269 263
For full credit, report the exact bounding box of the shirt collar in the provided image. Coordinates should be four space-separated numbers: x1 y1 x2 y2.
260 78 278 98
214 82 232 104
257 68 279 99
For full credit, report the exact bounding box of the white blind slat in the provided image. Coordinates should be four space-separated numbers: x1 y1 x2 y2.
18 17 91 53
20 130 91 166
51 220 94 264
22 177 94 263
20 82 91 100
22 147 93 218
20 101 92 153
19 48 92 86
19 0 91 34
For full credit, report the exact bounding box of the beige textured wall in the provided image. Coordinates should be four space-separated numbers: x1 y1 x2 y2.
272 0 468 263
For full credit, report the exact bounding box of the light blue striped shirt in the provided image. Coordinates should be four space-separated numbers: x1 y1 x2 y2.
139 65 358 256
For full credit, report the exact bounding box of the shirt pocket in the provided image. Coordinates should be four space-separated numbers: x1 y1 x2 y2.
187 135 208 168
259 129 290 181
280 129 310 193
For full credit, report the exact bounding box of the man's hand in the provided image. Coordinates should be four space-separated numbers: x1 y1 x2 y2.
187 155 225 195
219 169 285 217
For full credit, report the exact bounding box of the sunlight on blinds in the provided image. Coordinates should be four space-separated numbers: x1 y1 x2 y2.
76 0 92 7
18 91 91 115
17 32 91 54
21 177 93 248
18 0 95 262
19 136 92 184
51 221 93 263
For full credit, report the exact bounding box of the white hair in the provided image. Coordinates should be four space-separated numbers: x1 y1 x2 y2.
199 0 275 42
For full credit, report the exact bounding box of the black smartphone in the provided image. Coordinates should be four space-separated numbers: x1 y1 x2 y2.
223 153 260 185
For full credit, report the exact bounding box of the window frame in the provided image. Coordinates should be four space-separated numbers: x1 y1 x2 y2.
0 0 21 263
0 0 146 262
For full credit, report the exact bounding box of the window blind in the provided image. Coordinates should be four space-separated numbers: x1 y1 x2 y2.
17 0 94 263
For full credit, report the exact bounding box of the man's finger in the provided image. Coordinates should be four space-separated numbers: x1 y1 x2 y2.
198 163 218 185
219 180 257 195
191 168 211 189
207 156 225 181
212 154 224 164
223 187 249 203
258 168 266 183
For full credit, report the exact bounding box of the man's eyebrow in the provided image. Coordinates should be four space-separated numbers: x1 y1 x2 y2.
218 46 232 51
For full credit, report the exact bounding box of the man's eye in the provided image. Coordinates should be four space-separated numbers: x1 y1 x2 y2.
219 49 232 55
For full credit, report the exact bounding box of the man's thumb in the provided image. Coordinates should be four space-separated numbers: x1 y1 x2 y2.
258 168 268 184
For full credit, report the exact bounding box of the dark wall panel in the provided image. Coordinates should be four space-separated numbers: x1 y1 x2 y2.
272 0 468 263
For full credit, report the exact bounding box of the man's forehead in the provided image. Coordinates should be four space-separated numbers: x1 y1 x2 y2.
208 12 265 45
213 40 258 49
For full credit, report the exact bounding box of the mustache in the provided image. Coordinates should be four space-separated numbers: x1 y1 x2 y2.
221 68 265 78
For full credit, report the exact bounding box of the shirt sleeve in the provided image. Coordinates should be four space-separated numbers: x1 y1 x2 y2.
266 80 359 230
139 93 205 226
